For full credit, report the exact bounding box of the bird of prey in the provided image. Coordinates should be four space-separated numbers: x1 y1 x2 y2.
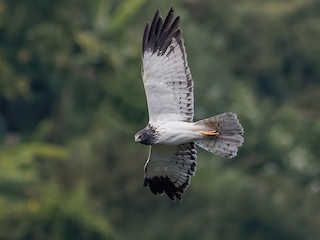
134 7 244 201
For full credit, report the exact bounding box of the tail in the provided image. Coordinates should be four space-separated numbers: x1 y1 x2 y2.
194 112 244 158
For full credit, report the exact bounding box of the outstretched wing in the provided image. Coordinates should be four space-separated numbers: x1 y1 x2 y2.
143 143 197 201
142 8 194 123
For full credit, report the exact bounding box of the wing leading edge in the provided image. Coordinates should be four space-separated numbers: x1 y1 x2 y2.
142 8 194 123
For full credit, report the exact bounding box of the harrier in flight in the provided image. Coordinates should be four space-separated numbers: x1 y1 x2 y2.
134 8 244 201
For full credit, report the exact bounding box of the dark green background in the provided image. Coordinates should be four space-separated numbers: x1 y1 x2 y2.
1 0 320 239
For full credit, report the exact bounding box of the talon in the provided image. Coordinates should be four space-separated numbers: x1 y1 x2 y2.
198 130 219 137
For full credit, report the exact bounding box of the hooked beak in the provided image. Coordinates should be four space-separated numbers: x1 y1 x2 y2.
134 135 140 143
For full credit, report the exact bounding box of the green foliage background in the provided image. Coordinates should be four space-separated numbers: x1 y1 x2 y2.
1 0 320 239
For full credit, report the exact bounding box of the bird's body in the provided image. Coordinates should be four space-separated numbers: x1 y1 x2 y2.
135 8 244 201
147 121 202 145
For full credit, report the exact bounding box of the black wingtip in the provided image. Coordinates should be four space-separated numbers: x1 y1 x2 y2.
142 7 181 55
143 176 186 201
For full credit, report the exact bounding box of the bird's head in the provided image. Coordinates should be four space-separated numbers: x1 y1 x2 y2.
134 128 152 145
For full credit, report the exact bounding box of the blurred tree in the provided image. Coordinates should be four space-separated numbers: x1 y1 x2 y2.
0 0 320 239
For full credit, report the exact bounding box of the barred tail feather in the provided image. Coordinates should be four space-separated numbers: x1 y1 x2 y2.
195 112 244 158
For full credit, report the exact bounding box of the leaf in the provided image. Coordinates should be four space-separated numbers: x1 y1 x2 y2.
109 0 147 32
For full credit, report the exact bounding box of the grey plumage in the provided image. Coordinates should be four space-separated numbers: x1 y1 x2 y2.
134 124 159 145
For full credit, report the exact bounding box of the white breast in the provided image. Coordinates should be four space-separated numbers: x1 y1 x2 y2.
154 121 202 145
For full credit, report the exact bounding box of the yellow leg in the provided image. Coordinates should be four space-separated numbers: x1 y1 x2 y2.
198 130 219 137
